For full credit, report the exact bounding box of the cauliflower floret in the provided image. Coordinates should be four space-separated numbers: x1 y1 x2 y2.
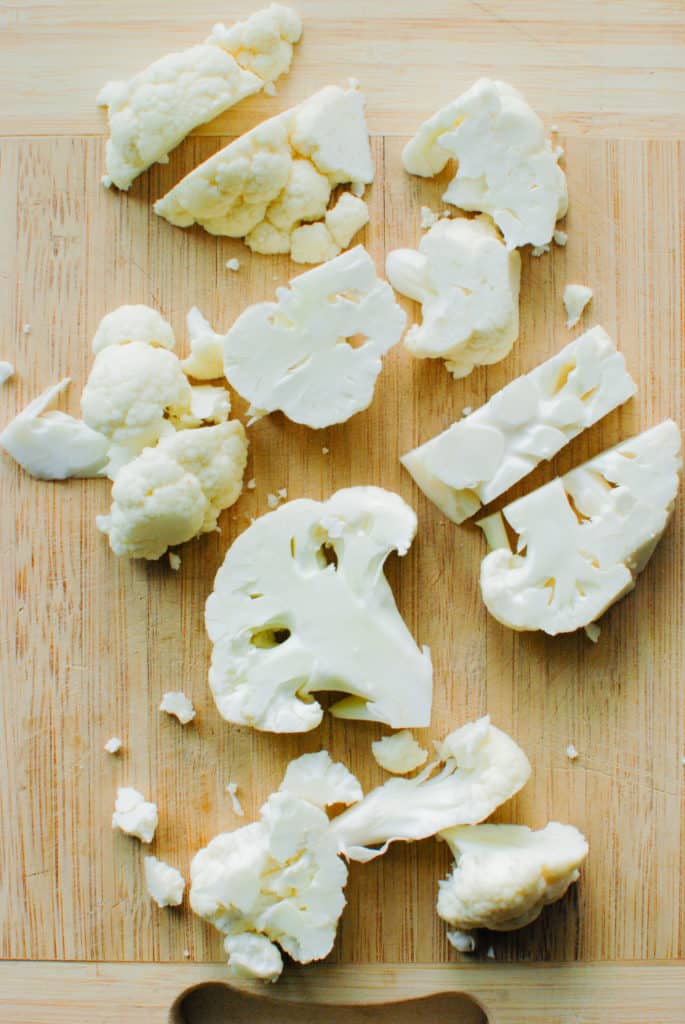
181 307 226 381
265 159 331 230
372 730 428 775
437 822 588 931
91 305 175 354
97 421 248 559
324 192 370 248
245 221 291 255
112 786 158 843
144 855 186 908
223 933 283 982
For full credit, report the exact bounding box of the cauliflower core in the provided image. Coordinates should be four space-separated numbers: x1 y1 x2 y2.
386 215 521 379
97 421 248 559
223 246 406 428
480 420 682 634
401 326 636 524
98 5 302 190
437 823 588 932
154 86 373 263
403 79 568 250
205 486 432 732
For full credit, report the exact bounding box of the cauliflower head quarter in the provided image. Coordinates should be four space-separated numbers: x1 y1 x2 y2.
205 486 433 733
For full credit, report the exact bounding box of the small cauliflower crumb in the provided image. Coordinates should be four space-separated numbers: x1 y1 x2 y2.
183 949 191 958
263 81 277 97
226 781 245 816
584 622 601 643
321 446 329 454
144 855 186 908
372 730 428 774
553 229 568 246
531 244 551 257
420 206 439 229
347 76 359 89
246 478 256 490
563 284 593 328
159 691 196 724
550 123 559 132
486 946 496 959
266 492 280 509
0 361 14 385
225 257 241 272
566 744 579 761
277 487 287 499
22 324 31 334
168 552 181 571
447 929 476 953
112 786 158 843
104 736 122 754
462 406 472 417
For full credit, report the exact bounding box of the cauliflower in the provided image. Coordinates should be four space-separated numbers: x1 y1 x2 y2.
437 822 588 932
144 855 186 908
401 326 636 524
0 361 14 385
97 420 248 559
154 86 374 263
223 933 283 982
112 787 158 843
0 378 109 480
181 307 226 381
403 79 568 250
222 246 406 428
91 305 175 353
159 691 196 724
371 731 428 774
205 486 432 732
324 192 370 248
480 420 682 634
386 216 521 378
564 284 593 328
331 716 531 862
98 5 302 190
279 750 363 808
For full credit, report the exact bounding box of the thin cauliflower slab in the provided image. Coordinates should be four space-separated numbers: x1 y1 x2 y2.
97 421 248 560
401 326 636 524
386 216 521 379
223 246 406 428
98 4 302 190
437 823 588 932
153 86 373 261
403 79 568 250
205 486 432 732
480 420 682 635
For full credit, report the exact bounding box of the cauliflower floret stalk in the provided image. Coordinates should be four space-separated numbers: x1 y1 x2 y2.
437 822 588 936
204 486 433 732
330 716 531 863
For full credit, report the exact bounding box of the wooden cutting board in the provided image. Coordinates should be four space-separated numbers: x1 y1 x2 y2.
0 2 683 1021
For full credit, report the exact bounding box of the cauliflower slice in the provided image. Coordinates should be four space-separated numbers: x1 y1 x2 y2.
154 86 374 262
91 305 175 353
112 786 158 843
372 730 428 775
401 326 636 524
403 79 567 250
223 246 405 428
205 486 432 732
330 716 530 862
386 216 521 378
98 5 302 190
144 855 186 908
480 420 681 634
0 378 109 480
97 420 248 559
437 822 588 932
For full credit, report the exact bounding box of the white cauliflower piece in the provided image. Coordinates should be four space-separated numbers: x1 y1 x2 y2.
97 420 248 559
372 730 428 775
0 378 109 480
226 781 245 817
223 933 283 982
223 246 405 428
437 822 588 931
401 326 636 524
279 751 364 808
564 284 593 328
480 420 681 634
205 486 432 732
182 307 226 381
159 690 196 724
144 855 186 908
324 193 370 248
403 79 568 250
154 86 374 262
104 736 122 754
112 786 158 843
331 716 531 862
98 5 302 190
386 216 521 378
0 361 14 385
91 305 175 353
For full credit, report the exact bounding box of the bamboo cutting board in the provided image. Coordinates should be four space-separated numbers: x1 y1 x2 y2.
0 2 684 1021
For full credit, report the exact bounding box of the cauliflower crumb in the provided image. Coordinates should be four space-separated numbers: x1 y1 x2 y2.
447 929 476 953
23 324 32 334
226 781 245 816
584 622 601 643
371 730 428 774
420 206 439 229
144 855 186 908
160 691 196 724
531 244 551 257
563 284 593 328
247 478 256 490
553 229 568 246
266 492 281 509
168 552 181 571
263 81 277 97
112 787 158 843
0 361 14 385
462 406 472 417
226 258 241 272
321 446 329 454
277 487 287 499
183 949 191 958
550 123 559 132
566 744 579 761
104 736 122 754
486 946 496 959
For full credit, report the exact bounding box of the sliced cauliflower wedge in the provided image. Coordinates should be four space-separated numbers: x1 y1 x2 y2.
330 716 530 862
480 420 682 634
437 822 588 933
403 79 567 250
223 246 406 428
386 215 521 379
401 326 636 524
97 421 248 559
205 486 432 732
154 86 373 262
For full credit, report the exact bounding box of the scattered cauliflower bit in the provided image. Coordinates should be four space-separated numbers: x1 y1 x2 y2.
224 933 283 982
564 284 593 328
387 216 520 379
22 324 32 334
223 246 405 429
347 76 359 90
263 81 277 97
247 478 256 490
420 206 439 229
321 446 329 454
566 744 579 760
437 823 588 932
486 946 496 959
554 229 568 246
277 487 287 499
480 420 681 634
97 420 248 559
531 244 550 257
462 406 472 417
403 79 567 250
0 378 109 480
104 736 122 754
183 949 191 958
205 486 432 732
447 929 476 953
144 855 186 908
0 361 14 385
112 786 158 843
266 492 281 509
98 5 302 189
168 552 182 571
160 691 196 724
584 623 601 643
226 781 245 817
182 307 226 381
91 305 175 354
154 86 374 263
401 327 636 524
372 730 428 774
226 257 241 271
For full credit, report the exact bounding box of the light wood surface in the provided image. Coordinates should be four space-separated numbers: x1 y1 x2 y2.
0 1 684 1019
